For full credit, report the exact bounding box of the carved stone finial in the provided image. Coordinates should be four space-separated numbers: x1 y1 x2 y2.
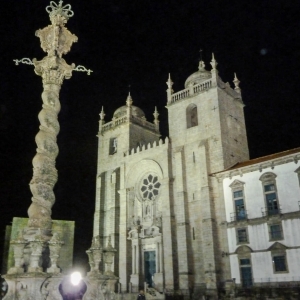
35 24 78 58
46 1 74 25
210 53 218 70
126 92 133 107
166 73 174 104
199 60 206 71
233 72 241 93
153 106 159 127
100 106 106 120
166 73 174 89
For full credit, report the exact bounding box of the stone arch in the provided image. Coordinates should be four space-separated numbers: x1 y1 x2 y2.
186 103 198 128
259 172 277 181
125 159 164 189
235 245 253 255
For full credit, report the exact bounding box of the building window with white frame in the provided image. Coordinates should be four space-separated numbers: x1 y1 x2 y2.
269 223 283 241
236 246 253 287
270 242 288 273
229 180 247 222
240 258 253 287
259 172 280 216
273 255 287 272
236 228 248 244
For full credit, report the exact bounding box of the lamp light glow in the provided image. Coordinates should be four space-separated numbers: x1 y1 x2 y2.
70 271 82 286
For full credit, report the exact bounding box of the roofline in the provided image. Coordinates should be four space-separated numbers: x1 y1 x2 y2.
211 147 300 178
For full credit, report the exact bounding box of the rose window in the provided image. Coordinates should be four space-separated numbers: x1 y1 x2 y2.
140 174 161 200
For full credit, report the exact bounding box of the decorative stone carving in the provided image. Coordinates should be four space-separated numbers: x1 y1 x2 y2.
83 278 117 300
86 236 103 274
3 275 63 300
27 1 77 232
28 233 45 273
86 249 95 273
47 233 64 273
103 236 117 275
7 232 27 274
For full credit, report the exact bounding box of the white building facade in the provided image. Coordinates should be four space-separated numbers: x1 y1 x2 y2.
215 149 300 290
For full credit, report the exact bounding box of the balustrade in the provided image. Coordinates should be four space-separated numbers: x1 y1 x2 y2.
101 114 157 133
170 79 212 104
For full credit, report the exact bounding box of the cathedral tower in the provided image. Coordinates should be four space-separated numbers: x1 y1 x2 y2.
167 55 249 173
165 55 249 296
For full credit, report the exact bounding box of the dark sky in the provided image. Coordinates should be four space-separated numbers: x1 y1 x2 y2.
0 0 300 271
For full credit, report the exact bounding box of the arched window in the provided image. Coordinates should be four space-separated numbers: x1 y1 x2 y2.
186 104 198 128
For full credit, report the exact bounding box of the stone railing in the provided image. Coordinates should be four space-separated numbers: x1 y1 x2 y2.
193 79 212 94
170 78 212 104
100 115 158 134
131 115 157 132
101 116 127 133
170 88 190 104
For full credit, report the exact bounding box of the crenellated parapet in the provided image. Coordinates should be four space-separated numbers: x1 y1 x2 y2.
125 137 169 157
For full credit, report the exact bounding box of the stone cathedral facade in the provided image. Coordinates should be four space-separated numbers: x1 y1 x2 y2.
93 55 249 297
92 55 300 299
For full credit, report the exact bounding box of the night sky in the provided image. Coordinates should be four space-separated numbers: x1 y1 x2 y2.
0 0 300 271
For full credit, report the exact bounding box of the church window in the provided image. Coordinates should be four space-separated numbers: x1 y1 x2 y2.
186 104 198 128
141 174 161 200
260 173 279 216
109 138 118 155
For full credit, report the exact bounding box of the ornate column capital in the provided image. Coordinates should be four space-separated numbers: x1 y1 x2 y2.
33 56 75 85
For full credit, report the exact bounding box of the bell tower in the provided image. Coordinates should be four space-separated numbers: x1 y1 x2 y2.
167 54 249 173
166 54 249 296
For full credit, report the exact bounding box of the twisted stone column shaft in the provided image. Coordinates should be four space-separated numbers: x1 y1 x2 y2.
28 82 61 230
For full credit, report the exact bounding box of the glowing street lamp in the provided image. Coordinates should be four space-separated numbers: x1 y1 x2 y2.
70 271 82 286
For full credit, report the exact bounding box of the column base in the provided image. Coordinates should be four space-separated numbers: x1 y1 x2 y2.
28 266 43 273
130 274 139 293
47 266 61 274
153 272 163 292
7 267 24 274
